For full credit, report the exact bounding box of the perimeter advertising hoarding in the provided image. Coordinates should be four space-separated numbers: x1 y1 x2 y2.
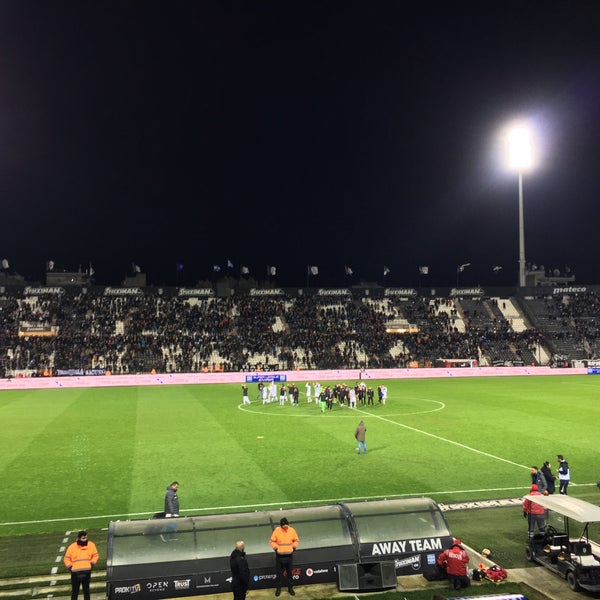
245 374 287 383
108 560 338 600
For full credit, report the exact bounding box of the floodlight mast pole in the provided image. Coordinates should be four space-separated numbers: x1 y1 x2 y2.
507 124 532 288
518 171 526 287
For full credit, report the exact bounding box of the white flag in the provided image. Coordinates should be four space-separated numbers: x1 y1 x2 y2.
213 265 221 272
418 266 429 275
457 262 471 273
344 266 353 276
1 259 9 270
492 265 503 272
241 266 250 275
268 266 277 276
383 266 390 276
309 265 319 276
227 259 234 269
47 260 55 271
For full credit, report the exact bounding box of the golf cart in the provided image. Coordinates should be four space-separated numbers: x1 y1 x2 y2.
524 493 600 592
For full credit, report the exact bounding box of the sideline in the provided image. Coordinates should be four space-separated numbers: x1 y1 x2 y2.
2 484 597 528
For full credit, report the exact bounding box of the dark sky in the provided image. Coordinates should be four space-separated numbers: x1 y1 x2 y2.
1 1 599 288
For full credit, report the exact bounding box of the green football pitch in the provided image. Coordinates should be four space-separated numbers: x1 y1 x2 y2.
1 374 599 540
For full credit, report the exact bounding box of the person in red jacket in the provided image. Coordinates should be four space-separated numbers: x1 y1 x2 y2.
437 538 470 590
269 517 299 597
523 483 546 538
63 530 99 600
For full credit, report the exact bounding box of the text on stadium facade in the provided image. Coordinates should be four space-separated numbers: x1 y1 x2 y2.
177 288 215 297
250 288 284 296
104 287 144 296
24 286 65 295
317 289 350 295
450 287 484 297
553 286 587 295
384 288 417 296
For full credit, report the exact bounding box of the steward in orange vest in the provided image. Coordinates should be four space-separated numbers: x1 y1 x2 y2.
63 530 99 600
269 517 299 596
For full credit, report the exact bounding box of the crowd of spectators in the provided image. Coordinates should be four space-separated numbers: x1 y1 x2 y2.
1 290 599 376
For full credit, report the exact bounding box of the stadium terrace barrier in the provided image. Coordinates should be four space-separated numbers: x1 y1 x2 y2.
0 367 587 391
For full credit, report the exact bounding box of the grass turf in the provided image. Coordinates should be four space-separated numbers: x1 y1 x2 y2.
1 374 600 578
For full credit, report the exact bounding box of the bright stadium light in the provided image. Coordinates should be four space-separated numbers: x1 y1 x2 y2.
505 121 535 287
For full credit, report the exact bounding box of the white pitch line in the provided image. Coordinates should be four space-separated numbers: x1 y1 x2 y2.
353 406 531 470
2 483 599 527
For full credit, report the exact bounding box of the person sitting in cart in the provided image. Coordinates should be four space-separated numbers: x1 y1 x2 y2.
523 483 546 538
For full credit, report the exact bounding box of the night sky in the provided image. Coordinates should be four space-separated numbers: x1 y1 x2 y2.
1 1 599 288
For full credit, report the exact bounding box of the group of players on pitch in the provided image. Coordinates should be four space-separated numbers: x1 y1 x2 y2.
242 381 388 410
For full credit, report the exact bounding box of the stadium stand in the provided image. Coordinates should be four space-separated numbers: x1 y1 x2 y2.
2 288 600 376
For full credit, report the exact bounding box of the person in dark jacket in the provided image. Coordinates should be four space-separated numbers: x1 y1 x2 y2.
230 541 250 600
541 461 556 494
355 420 367 454
164 481 180 517
530 466 547 494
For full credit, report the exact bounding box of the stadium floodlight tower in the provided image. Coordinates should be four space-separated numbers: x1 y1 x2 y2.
507 123 534 287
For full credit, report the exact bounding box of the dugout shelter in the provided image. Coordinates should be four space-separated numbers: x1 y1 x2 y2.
106 498 452 599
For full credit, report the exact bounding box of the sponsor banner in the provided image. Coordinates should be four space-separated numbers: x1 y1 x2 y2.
193 574 222 591
384 288 417 297
250 288 284 296
553 286 587 295
111 574 226 599
438 498 522 511
104 287 144 296
449 287 484 297
177 288 215 297
394 554 421 571
18 326 58 337
245 374 287 383
317 288 350 296
113 583 143 595
56 369 107 376
250 566 332 588
250 572 278 586
23 286 65 296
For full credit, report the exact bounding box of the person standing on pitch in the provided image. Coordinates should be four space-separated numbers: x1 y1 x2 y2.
63 530 99 600
230 540 250 600
530 466 547 494
557 454 570 494
242 384 251 405
164 481 180 517
541 461 556 494
523 483 546 538
269 517 299 596
355 420 367 454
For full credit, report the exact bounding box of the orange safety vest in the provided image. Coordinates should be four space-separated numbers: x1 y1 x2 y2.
63 541 99 573
269 526 299 555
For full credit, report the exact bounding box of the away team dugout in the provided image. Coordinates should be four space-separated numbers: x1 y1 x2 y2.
107 498 453 599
